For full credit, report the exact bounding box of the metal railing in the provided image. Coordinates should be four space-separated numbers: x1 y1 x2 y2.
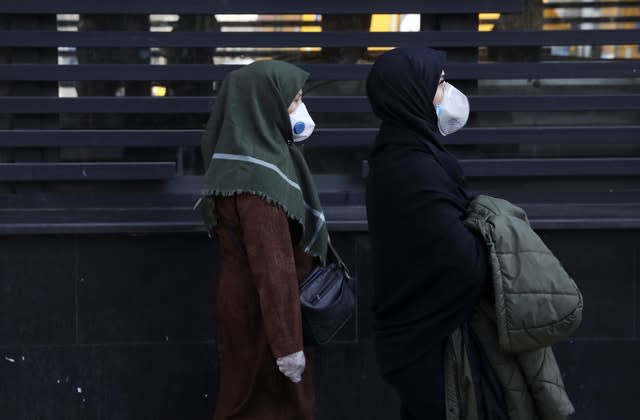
1 0 639 232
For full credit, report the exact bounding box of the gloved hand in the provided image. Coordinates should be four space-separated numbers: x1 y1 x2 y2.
276 350 306 383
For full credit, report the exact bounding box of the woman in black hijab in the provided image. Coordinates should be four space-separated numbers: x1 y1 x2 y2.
365 48 506 419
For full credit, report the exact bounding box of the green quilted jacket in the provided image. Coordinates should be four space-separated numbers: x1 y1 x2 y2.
445 195 583 420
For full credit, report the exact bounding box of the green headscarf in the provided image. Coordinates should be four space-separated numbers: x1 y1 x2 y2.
196 60 341 267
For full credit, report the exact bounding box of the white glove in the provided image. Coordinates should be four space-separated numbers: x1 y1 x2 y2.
276 350 306 383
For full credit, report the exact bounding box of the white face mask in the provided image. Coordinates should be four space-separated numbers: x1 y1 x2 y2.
289 102 316 143
434 83 469 136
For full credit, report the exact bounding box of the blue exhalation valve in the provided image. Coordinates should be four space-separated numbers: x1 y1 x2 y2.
293 121 305 135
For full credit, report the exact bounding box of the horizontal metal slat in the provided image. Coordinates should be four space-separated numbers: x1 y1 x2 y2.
4 159 629 182
2 95 639 113
1 30 638 48
3 203 640 234
448 126 640 145
2 62 639 81
461 158 640 177
0 162 176 181
2 194 640 235
0 130 203 147
544 1 640 10
0 64 368 81
0 129 381 147
2 202 640 234
544 17 640 25
0 96 216 113
309 127 640 146
447 61 640 80
1 127 639 149
0 0 523 14
0 129 376 147
0 210 201 235
470 95 640 112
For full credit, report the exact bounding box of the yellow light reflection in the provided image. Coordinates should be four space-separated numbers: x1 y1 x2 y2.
152 85 167 97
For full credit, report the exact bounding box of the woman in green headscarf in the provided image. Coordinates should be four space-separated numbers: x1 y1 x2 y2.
197 60 342 419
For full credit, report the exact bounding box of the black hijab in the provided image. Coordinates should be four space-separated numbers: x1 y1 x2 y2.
367 46 444 141
365 48 487 375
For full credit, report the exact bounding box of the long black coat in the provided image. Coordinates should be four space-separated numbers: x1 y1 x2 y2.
365 47 493 417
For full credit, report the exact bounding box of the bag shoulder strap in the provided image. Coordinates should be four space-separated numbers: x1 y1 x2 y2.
221 225 248 257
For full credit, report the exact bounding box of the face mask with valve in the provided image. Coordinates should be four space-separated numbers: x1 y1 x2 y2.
289 102 316 143
434 83 470 136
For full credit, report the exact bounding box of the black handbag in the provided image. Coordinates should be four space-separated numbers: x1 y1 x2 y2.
222 225 355 345
299 262 355 344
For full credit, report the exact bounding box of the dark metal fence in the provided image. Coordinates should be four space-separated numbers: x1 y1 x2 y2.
0 1 639 234
1 1 639 419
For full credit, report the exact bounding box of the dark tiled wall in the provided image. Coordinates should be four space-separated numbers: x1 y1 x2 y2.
0 230 637 419
0 234 221 420
539 230 640 420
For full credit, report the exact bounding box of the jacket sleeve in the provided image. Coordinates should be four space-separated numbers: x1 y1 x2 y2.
236 194 304 358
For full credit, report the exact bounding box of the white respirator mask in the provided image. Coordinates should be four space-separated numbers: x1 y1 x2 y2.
289 102 316 143
434 83 469 136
